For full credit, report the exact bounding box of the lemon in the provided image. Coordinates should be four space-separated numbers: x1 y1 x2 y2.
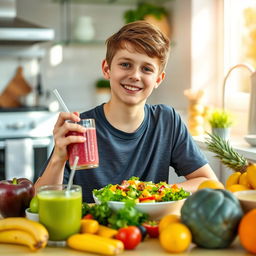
159 214 180 233
159 222 192 253
197 179 224 190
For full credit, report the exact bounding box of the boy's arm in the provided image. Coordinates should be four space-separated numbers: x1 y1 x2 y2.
175 164 218 193
34 151 66 191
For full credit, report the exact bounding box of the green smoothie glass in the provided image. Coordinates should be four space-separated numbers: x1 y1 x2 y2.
37 184 82 243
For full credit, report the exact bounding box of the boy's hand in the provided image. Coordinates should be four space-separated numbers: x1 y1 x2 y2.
52 112 86 161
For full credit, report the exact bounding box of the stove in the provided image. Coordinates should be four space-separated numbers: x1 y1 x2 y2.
0 108 58 181
0 109 57 140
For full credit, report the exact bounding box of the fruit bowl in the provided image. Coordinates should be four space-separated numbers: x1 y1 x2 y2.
93 194 189 220
233 190 256 213
25 208 39 222
244 134 256 147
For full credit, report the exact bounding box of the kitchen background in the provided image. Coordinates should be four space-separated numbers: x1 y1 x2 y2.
0 0 221 115
0 0 255 183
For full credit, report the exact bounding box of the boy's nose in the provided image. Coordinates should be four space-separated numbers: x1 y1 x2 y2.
128 69 140 81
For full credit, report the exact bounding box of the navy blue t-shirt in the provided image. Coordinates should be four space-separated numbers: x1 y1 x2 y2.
60 103 208 203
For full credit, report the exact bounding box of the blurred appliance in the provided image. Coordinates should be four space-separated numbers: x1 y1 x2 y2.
0 107 57 182
0 0 54 45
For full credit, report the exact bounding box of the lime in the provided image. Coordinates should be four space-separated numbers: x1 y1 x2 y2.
29 196 39 213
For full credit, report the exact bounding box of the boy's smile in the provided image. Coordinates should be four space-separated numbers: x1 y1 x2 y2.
102 42 165 107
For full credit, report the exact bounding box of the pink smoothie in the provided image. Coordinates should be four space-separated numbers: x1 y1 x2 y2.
68 127 99 169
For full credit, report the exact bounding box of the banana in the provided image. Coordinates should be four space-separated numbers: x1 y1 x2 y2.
67 233 124 255
226 184 250 192
239 172 251 188
246 163 256 189
0 217 48 248
0 229 40 251
226 172 241 188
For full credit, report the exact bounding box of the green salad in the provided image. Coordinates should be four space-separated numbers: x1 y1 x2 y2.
93 176 190 203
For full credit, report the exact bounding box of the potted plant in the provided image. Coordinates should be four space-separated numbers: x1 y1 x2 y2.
123 2 171 38
208 109 234 140
95 78 111 104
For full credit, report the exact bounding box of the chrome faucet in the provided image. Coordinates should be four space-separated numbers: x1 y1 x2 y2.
222 63 256 135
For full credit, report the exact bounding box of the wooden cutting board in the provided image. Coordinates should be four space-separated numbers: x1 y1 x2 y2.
0 66 32 107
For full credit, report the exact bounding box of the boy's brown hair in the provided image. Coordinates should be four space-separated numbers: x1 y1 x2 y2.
105 20 170 73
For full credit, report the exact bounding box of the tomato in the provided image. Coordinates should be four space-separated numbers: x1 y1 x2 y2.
82 213 94 220
115 226 141 250
142 221 159 238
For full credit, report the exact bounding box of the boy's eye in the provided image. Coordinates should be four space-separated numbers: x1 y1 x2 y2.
143 66 153 73
120 63 130 68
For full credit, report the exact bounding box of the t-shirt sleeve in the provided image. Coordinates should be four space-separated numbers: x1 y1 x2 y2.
170 111 208 176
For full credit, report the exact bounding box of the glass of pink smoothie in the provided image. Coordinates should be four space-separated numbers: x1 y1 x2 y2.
67 118 99 170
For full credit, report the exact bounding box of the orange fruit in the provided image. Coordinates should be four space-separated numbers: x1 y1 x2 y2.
158 214 180 233
159 222 191 253
239 209 256 254
197 179 224 190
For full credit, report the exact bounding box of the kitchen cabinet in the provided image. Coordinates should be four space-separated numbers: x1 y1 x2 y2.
53 0 173 45
0 237 247 255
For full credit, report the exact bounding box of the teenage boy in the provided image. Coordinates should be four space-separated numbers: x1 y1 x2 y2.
35 21 217 202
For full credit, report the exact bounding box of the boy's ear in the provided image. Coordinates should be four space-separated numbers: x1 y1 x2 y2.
102 59 110 79
155 71 165 89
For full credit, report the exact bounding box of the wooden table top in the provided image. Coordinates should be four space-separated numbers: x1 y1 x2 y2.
0 237 249 256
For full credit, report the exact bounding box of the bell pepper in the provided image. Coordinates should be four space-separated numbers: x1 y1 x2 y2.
0 178 35 218
139 196 156 203
142 220 159 238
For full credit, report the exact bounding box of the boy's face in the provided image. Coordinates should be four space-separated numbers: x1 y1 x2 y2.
102 42 165 107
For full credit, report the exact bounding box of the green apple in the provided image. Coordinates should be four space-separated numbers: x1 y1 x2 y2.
29 196 38 213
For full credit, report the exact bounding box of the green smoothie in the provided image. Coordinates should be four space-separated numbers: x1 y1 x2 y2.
37 185 82 241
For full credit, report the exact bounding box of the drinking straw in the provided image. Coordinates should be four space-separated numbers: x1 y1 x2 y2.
53 88 70 112
67 156 79 191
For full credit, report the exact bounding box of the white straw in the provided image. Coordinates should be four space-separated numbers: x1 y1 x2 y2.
67 156 79 191
53 89 70 112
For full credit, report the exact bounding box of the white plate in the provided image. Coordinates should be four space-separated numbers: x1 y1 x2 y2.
93 194 189 220
244 134 256 147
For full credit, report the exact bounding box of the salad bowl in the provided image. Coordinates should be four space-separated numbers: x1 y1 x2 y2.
92 177 191 220
93 194 188 220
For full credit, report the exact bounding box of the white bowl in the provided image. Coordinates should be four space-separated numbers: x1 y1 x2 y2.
233 190 256 213
25 208 39 222
244 134 256 147
93 194 188 220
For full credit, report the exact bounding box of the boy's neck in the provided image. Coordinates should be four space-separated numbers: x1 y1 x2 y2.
103 101 145 133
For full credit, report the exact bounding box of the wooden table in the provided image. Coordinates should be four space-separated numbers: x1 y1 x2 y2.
0 237 249 256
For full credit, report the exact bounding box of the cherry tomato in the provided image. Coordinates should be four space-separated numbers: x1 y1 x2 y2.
142 221 159 238
115 226 141 250
82 213 94 219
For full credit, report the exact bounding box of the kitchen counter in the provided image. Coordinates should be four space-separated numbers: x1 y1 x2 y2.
0 238 248 256
194 135 256 162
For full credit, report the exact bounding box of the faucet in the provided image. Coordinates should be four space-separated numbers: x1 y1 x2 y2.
222 63 256 135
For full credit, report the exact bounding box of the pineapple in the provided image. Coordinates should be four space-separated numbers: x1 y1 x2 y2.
205 133 256 190
205 133 249 173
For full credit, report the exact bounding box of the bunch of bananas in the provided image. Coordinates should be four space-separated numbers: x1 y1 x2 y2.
226 163 256 192
0 217 48 251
